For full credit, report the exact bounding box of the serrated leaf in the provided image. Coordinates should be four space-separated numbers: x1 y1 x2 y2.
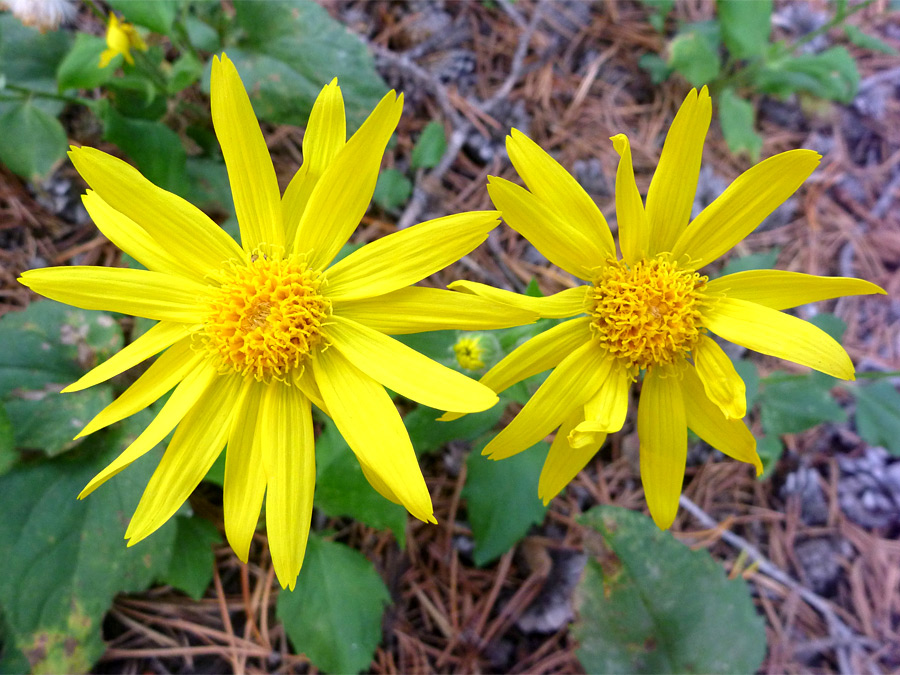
852 380 900 455
161 516 221 600
373 168 412 211
718 248 779 277
56 33 114 91
668 21 722 87
718 88 763 160
223 0 389 131
0 101 68 179
405 404 504 456
0 301 122 455
107 0 178 35
843 24 899 55
575 506 766 674
463 441 548 566
101 104 188 194
717 0 772 59
411 121 447 169
277 535 390 674
760 372 846 435
754 47 859 103
0 414 177 674
313 419 407 546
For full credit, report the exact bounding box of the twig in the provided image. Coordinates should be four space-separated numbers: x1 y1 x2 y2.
678 494 867 674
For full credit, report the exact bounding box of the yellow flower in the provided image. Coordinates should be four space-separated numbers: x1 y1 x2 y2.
19 54 535 589
448 87 885 529
99 13 147 68
453 335 486 370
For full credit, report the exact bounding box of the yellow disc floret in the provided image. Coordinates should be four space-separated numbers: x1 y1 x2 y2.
589 257 706 373
453 336 486 370
204 254 330 381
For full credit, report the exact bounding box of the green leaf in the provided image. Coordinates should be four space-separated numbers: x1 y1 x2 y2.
101 104 188 194
277 535 390 674
0 13 72 98
373 168 412 211
574 506 766 674
463 441 548 566
313 419 407 546
668 21 722 87
760 372 846 435
0 415 177 674
852 381 900 455
0 301 122 455
717 0 772 59
754 47 860 103
718 88 763 160
639 52 673 84
405 404 504 456
755 434 783 479
411 121 447 169
56 34 114 91
0 403 15 477
107 0 179 35
843 24 899 55
639 0 675 32
718 248 779 277
161 516 220 599
808 312 846 342
104 73 166 120
167 51 203 94
184 16 221 53
225 0 389 131
0 101 68 180
732 358 760 409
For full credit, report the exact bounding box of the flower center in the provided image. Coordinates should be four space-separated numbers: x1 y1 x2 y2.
204 254 330 381
588 257 706 372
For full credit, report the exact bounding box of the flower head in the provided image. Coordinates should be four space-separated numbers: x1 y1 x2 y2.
454 335 487 370
3 0 76 32
99 13 147 68
450 87 885 529
19 54 535 589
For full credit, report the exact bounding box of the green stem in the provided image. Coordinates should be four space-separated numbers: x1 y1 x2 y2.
786 0 874 55
3 83 88 106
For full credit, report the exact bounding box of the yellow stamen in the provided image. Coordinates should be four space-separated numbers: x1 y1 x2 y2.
453 336 486 370
589 257 706 372
204 254 330 381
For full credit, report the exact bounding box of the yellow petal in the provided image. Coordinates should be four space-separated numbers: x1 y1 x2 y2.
312 346 434 522
325 316 497 413
483 339 609 460
703 297 854 380
670 149 820 268
82 191 203 283
645 87 712 253
487 176 607 280
69 146 242 275
574 358 631 440
293 90 403 269
259 382 316 591
210 54 283 252
448 281 589 319
292 365 327 413
79 358 218 498
336 286 538 334
75 338 203 438
707 270 886 310
63 321 192 393
223 380 266 563
692 334 746 419
359 461 402 505
506 128 615 257
283 79 346 243
538 409 605 505
484 316 592 395
125 373 241 544
98 48 116 68
325 211 498 301
610 134 649 264
19 266 210 323
637 367 687 530
681 365 761 475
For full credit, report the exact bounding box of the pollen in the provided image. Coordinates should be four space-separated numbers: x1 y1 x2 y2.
453 336 486 370
204 254 330 381
589 257 706 373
